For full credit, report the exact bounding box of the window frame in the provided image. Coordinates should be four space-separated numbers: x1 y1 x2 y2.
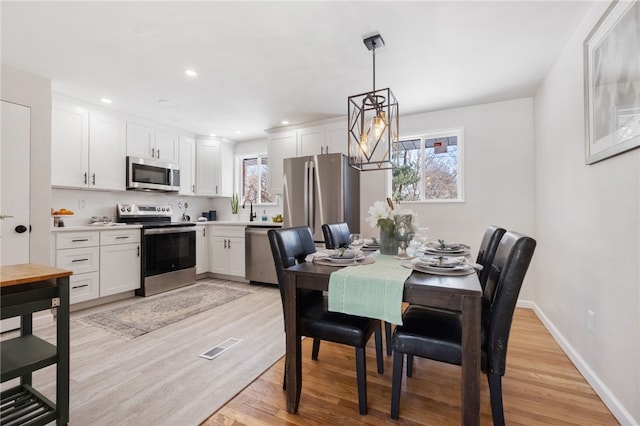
391 127 465 203
236 153 277 206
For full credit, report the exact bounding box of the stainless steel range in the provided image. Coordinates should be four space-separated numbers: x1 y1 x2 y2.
117 204 196 296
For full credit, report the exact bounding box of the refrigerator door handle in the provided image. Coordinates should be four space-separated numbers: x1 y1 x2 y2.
308 160 315 234
303 160 309 228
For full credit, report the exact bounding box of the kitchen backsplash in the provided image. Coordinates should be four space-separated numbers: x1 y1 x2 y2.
51 188 283 226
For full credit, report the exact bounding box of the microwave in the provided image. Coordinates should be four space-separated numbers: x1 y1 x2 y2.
127 156 180 192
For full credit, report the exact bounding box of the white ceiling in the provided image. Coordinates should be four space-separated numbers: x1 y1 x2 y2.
1 1 593 142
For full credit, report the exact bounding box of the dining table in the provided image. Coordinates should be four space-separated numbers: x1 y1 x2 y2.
283 252 483 425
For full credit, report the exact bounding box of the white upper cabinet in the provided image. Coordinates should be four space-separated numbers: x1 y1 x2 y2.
51 101 90 188
88 112 127 190
297 126 326 157
324 121 348 155
52 100 126 191
154 131 178 163
126 123 178 163
179 136 196 196
267 130 296 194
196 138 233 197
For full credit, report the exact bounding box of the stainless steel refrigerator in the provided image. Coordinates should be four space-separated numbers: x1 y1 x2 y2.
283 153 360 243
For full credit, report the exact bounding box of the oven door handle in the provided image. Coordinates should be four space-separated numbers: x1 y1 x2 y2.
143 227 196 235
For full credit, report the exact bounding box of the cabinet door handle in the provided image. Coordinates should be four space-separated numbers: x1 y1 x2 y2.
84 172 88 184
72 238 89 242
151 147 155 158
228 239 231 249
215 185 218 194
224 239 227 249
192 184 195 193
72 258 89 263
115 236 129 239
202 228 206 237
157 149 160 159
92 173 96 185
137 245 140 257
72 284 89 290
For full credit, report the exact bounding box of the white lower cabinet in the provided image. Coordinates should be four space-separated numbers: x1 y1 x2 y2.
99 229 141 297
55 231 100 304
196 225 208 274
55 228 141 304
209 226 245 278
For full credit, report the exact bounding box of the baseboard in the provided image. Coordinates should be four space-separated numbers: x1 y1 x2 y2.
522 300 638 426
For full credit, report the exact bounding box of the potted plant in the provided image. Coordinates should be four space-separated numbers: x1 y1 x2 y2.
230 193 239 220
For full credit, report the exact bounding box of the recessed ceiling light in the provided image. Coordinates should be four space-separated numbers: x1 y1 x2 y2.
281 120 289 125
234 130 242 134
101 98 112 104
185 69 198 77
209 133 216 137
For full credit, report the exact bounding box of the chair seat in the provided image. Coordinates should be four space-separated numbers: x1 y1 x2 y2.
302 296 379 348
392 305 463 365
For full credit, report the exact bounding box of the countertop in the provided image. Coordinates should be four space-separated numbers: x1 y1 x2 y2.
50 221 282 232
0 263 72 287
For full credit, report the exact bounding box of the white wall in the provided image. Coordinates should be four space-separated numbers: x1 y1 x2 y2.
359 98 537 300
533 2 639 423
1 65 52 264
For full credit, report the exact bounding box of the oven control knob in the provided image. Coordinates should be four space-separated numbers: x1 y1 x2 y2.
127 206 131 212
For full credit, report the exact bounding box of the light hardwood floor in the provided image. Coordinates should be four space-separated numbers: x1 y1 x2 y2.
202 308 618 425
1 278 285 426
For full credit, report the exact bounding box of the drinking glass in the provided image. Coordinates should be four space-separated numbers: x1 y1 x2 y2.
407 233 420 257
349 233 364 264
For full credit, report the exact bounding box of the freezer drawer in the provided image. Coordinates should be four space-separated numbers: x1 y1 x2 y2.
245 227 278 285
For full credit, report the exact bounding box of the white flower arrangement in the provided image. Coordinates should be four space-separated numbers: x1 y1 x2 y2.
365 199 418 231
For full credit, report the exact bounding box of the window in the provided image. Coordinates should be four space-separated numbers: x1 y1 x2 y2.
392 128 464 202
240 155 274 204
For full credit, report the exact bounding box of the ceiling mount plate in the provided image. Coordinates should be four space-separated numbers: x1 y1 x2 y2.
363 34 385 51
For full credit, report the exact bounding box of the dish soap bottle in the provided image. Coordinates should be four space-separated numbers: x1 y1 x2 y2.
262 210 267 222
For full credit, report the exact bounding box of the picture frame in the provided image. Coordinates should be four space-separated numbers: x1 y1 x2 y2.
584 0 640 165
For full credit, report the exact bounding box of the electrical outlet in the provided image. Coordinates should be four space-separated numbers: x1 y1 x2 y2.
587 309 596 334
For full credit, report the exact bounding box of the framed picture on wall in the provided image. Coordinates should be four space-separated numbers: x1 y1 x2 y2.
584 0 640 165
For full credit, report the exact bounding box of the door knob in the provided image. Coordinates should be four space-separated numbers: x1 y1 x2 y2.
15 224 27 233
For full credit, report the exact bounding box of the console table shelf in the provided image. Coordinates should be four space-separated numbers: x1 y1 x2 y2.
0 263 71 426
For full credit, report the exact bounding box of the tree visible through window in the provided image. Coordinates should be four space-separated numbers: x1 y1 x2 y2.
392 129 463 202
241 156 274 204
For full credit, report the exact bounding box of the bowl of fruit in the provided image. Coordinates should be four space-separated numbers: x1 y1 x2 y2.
52 208 74 227
272 214 283 223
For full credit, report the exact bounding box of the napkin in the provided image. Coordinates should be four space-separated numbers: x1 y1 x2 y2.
305 249 354 262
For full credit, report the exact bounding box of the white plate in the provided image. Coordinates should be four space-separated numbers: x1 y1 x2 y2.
417 257 465 269
403 261 475 276
327 254 366 264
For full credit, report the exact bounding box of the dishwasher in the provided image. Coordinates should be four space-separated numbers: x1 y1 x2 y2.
245 226 279 285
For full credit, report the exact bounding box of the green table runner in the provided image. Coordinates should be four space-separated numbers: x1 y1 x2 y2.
328 253 411 325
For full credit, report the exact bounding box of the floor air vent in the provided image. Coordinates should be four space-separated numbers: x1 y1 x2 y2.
199 337 242 360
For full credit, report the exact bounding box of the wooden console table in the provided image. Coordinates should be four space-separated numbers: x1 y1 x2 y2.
1 263 72 426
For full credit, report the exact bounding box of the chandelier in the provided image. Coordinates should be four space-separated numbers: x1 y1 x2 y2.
348 34 399 171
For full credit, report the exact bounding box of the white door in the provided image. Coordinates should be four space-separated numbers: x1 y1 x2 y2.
1 100 31 331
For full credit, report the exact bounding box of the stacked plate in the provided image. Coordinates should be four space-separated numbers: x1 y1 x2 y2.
425 242 470 255
406 255 475 276
325 252 367 264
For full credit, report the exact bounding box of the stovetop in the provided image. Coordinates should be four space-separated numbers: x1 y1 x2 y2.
117 203 194 228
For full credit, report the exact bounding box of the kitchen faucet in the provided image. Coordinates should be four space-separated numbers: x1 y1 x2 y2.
242 199 257 222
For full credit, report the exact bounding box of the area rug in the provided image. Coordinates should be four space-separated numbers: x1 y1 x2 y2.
74 282 250 339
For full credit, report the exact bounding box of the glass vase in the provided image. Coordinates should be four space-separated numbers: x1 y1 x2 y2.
379 220 398 255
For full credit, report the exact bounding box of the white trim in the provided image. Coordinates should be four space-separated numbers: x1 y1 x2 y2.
524 301 638 426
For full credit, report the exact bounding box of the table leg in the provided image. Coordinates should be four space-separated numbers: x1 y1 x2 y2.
284 272 301 413
461 294 481 426
57 276 70 425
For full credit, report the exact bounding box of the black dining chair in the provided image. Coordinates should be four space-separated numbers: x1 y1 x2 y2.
322 222 395 356
390 231 536 425
268 226 384 415
476 226 506 290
